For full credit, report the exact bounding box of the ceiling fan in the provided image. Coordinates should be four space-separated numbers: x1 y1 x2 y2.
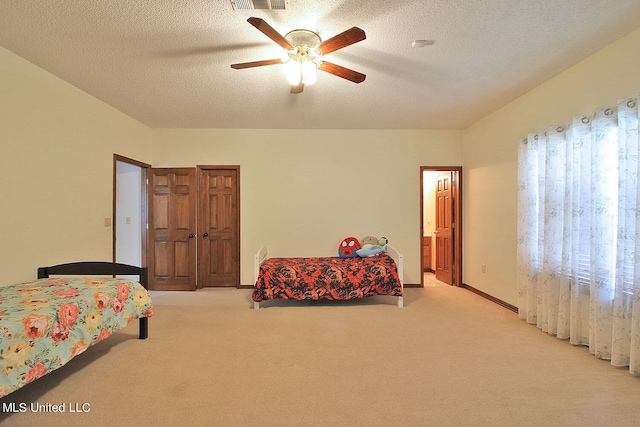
231 17 366 94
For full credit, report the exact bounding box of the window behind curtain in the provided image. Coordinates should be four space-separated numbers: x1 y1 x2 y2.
517 97 640 373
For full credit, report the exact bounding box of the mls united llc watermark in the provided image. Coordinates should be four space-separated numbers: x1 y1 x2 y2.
2 402 91 413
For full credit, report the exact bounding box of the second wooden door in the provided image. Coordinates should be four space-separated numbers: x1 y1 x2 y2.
198 167 239 287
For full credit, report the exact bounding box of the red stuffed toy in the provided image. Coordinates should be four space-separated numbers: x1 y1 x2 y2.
338 237 361 258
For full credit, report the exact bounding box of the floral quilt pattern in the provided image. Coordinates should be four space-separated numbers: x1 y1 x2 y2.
0 278 154 397
252 254 402 302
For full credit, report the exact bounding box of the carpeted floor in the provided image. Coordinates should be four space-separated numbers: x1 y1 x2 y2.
2 276 640 426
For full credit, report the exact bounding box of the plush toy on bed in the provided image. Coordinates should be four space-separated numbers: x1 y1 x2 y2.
356 245 387 257
356 235 388 257
360 235 379 248
338 237 362 258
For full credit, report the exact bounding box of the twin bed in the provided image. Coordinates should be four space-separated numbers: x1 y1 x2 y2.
252 246 404 309
0 262 153 397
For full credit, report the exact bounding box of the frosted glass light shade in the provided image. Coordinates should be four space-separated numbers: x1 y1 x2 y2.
283 60 317 85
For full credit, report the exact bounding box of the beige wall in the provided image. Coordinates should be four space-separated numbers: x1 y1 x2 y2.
152 129 463 285
0 46 153 285
462 26 640 305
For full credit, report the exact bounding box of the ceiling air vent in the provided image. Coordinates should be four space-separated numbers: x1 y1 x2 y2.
231 0 289 10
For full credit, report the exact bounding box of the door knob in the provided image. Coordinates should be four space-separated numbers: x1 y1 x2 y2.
203 233 209 237
188 234 195 238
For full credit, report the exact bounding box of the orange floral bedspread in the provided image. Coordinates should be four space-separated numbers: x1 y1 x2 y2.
0 278 154 396
252 254 402 303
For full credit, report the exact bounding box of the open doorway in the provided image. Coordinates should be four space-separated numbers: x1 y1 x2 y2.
420 167 462 287
113 154 150 269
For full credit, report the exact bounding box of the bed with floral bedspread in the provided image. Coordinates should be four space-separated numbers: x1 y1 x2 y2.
0 263 153 397
252 246 404 309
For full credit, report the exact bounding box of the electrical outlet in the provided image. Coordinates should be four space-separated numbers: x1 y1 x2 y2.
104 218 112 227
481 263 486 273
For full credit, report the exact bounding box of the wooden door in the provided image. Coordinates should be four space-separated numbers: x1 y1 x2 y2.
198 167 239 287
435 172 454 284
148 168 197 291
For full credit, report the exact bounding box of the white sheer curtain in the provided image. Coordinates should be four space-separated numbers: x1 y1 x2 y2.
517 97 640 373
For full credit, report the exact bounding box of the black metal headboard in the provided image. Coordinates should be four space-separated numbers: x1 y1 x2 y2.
37 261 148 289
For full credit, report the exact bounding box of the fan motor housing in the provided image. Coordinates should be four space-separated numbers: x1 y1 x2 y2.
285 29 321 63
285 29 321 48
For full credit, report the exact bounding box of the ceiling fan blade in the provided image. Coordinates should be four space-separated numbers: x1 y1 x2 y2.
316 27 366 56
318 61 366 83
230 59 283 69
247 17 294 50
290 82 304 94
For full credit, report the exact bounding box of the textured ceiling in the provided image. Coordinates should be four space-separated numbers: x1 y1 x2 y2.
1 0 639 130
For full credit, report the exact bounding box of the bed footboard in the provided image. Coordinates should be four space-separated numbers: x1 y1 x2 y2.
253 247 269 310
37 261 151 338
386 246 404 308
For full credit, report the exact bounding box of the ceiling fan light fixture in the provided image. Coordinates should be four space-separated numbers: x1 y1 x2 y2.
283 58 317 85
301 61 317 85
282 33 320 86
283 60 301 84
